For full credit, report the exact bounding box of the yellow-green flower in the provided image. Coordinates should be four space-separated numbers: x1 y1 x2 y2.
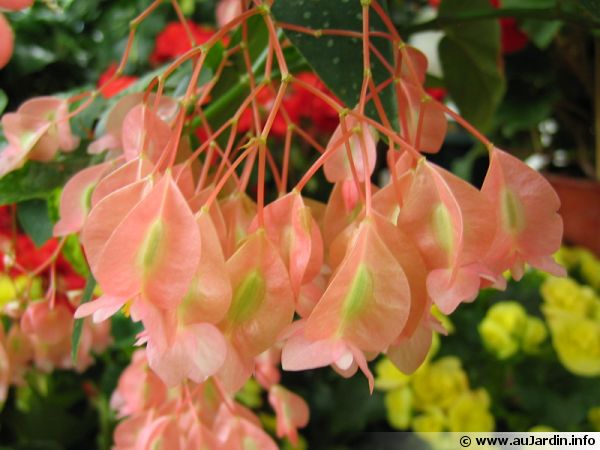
412 407 447 433
578 249 600 290
478 302 528 359
375 358 411 391
587 407 600 431
541 277 598 318
546 315 600 376
486 302 528 333
521 316 548 354
431 305 454 334
412 357 468 410
479 316 520 359
554 247 579 271
0 275 17 308
384 385 413 430
0 274 43 309
529 425 556 432
447 389 495 432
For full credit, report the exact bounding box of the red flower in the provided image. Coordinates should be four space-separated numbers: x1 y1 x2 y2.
97 64 138 99
287 72 339 134
234 73 339 140
425 87 447 102
150 21 216 65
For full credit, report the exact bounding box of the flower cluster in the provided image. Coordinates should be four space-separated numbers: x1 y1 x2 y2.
0 1 566 445
376 355 495 432
479 301 547 360
110 348 308 449
0 206 110 407
541 275 600 377
0 97 80 177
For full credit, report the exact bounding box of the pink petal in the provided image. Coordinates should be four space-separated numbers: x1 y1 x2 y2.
54 161 113 236
0 14 14 69
305 220 410 353
146 323 227 387
387 321 433 374
94 174 201 309
220 231 294 357
82 179 149 271
74 294 127 323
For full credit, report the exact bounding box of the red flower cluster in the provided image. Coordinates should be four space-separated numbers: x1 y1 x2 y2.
97 64 138 99
237 72 339 138
150 20 216 65
0 206 85 291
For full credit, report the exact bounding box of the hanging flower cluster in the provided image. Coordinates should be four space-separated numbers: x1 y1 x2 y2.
0 0 564 446
110 348 308 449
0 206 111 407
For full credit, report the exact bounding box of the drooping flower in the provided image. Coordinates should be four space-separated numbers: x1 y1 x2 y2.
0 97 79 176
481 147 565 280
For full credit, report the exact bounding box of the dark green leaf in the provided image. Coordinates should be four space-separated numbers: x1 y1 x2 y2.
576 0 600 18
439 0 505 130
71 274 96 362
272 0 398 126
16 199 54 247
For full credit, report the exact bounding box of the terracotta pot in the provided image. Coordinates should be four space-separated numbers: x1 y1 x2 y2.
545 173 600 257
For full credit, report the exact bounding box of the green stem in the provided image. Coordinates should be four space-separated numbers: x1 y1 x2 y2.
404 7 600 34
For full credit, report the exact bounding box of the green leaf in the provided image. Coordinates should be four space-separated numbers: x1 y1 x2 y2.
271 0 398 127
62 235 90 276
0 151 95 205
502 0 556 8
521 20 562 49
16 199 53 247
71 274 96 363
0 90 7 116
439 0 505 130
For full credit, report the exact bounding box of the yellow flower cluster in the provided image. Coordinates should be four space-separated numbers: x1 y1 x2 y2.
478 301 547 360
555 247 600 290
541 275 600 377
0 274 43 310
376 356 495 433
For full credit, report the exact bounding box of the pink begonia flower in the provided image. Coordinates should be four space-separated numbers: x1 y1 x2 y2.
110 349 170 418
0 97 79 177
248 190 323 299
268 384 310 445
88 93 177 155
53 161 114 236
0 14 14 69
21 299 110 373
481 147 565 279
216 229 294 392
